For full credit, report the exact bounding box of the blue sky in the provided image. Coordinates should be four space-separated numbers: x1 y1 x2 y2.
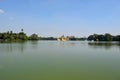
0 0 120 37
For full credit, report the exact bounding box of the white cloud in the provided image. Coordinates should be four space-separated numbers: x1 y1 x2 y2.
0 9 4 14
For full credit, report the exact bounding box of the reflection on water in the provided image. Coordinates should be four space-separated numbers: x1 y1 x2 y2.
0 41 39 53
88 41 120 50
0 42 26 53
57 41 77 47
29 41 38 48
0 41 120 80
0 41 120 53
1 41 120 53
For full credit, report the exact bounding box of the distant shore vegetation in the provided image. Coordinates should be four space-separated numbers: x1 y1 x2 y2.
0 29 120 42
88 33 120 41
0 29 39 42
0 29 87 42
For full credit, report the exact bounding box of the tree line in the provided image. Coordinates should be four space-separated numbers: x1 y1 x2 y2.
0 29 39 42
0 30 120 42
87 33 120 41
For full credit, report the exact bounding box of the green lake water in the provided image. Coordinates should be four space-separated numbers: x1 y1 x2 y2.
0 41 120 80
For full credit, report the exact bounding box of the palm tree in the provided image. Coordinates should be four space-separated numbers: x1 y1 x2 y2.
21 29 24 32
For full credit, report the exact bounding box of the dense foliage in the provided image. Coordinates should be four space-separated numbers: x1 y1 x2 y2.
0 30 120 42
69 37 86 41
28 34 39 40
39 37 57 40
0 30 39 42
88 33 120 41
0 31 27 42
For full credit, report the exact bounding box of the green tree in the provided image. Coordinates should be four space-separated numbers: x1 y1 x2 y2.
97 35 105 41
88 35 94 41
104 33 112 41
29 34 39 40
21 29 24 32
18 32 27 40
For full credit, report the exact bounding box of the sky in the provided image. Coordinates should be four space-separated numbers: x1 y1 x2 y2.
0 0 120 37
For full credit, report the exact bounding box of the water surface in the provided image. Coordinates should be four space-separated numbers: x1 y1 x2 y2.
0 41 120 80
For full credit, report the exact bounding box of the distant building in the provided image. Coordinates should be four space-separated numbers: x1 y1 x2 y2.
57 35 69 41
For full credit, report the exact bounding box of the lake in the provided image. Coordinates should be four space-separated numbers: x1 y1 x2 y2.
0 41 120 80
